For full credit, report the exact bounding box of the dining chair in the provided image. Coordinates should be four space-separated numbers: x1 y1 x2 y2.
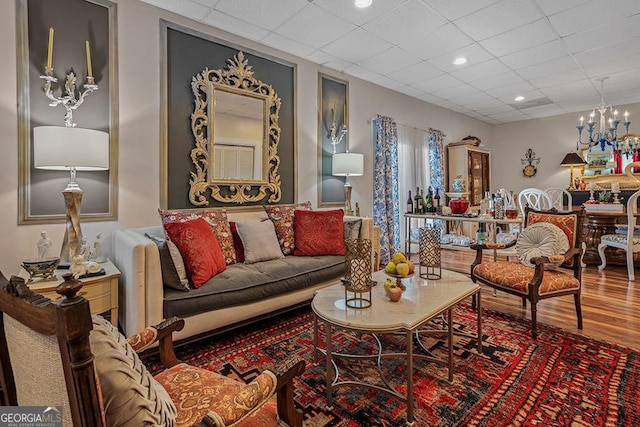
597 189 640 280
544 188 573 212
518 188 553 217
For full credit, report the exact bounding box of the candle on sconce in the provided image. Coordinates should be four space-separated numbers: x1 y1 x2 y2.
85 41 93 78
589 111 595 123
332 101 336 124
579 116 584 126
614 110 619 120
589 182 594 192
625 111 630 121
47 27 54 68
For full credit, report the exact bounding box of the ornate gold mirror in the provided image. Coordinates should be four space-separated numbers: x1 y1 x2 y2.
190 52 281 205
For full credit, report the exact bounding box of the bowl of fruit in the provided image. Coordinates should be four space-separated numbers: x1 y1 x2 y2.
383 252 415 287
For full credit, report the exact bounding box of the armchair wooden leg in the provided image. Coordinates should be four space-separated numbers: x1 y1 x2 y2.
530 302 538 338
274 357 305 427
521 297 527 308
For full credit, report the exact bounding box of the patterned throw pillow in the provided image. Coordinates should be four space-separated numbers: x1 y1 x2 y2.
158 208 236 265
90 316 177 426
264 201 313 255
516 222 570 270
164 218 226 288
294 209 346 256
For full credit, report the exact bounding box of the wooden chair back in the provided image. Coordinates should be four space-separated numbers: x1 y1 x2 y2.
0 272 104 426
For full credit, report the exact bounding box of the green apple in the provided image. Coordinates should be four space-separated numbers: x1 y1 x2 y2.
384 262 397 275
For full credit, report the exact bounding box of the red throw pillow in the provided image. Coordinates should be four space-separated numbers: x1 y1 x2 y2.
163 218 226 288
229 221 245 263
294 210 345 256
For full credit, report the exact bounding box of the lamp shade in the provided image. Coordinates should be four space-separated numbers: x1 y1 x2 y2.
33 126 109 171
560 152 586 167
332 152 364 176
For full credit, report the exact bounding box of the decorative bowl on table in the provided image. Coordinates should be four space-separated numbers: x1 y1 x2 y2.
383 271 414 290
21 257 60 282
449 197 470 214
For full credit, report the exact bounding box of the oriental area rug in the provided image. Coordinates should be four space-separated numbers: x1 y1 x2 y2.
141 305 640 427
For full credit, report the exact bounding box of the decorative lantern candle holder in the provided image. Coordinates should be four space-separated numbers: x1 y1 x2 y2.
344 239 373 309
419 226 441 280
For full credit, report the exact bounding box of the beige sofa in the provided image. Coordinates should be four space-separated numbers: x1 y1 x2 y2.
113 212 375 342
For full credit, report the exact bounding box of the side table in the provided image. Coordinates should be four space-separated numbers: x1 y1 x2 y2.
19 260 120 326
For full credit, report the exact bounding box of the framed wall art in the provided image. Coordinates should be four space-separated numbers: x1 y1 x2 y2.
318 73 349 207
16 0 118 224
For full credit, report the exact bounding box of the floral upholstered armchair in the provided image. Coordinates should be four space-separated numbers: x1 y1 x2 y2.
470 207 585 338
0 272 305 427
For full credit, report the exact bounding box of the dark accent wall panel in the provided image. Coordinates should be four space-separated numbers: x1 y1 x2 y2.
166 26 295 209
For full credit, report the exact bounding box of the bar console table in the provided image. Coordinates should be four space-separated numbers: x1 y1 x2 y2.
404 213 523 258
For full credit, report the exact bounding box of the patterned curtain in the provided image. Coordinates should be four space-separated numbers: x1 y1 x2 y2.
373 115 399 264
428 127 446 197
428 128 446 229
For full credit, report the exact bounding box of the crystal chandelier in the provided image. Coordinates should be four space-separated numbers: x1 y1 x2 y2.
576 77 631 152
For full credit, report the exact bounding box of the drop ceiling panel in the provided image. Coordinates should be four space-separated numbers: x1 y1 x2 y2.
313 0 407 26
387 61 443 84
450 59 510 83
453 0 543 41
362 0 447 46
479 19 557 58
359 46 422 76
143 0 640 125
214 0 306 31
274 5 355 48
321 28 393 63
470 71 523 91
398 24 473 61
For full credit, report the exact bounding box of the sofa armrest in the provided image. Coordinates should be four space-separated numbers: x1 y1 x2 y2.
113 229 164 336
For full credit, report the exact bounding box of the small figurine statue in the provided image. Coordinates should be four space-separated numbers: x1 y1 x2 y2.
93 233 106 263
70 255 101 279
37 231 53 258
79 237 93 260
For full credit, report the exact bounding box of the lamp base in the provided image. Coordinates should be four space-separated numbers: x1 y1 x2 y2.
60 189 84 263
567 165 577 191
344 183 353 216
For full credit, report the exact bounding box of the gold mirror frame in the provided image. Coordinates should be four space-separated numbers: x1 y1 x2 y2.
190 52 282 205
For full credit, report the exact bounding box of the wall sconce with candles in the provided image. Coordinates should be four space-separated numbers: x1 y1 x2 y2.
330 101 348 154
33 27 109 264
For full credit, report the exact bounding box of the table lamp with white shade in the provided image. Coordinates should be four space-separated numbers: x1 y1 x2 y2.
33 126 109 264
332 151 364 216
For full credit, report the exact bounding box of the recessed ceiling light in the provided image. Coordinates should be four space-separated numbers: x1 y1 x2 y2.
453 57 467 65
355 0 372 7
514 95 525 102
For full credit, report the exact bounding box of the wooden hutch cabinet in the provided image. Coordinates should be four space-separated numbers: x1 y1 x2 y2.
447 144 491 207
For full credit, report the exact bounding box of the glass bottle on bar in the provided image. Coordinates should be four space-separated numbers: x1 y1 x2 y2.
480 191 490 218
434 187 441 214
407 190 413 214
414 187 421 214
425 186 434 213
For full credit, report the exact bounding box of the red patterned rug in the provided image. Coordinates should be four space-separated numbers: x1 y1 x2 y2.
142 305 640 426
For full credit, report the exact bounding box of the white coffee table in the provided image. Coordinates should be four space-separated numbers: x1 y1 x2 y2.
311 269 482 426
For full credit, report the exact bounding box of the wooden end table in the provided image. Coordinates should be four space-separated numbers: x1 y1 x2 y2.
19 259 120 326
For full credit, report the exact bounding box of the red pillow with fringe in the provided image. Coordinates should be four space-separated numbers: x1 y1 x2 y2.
294 210 345 256
163 218 226 288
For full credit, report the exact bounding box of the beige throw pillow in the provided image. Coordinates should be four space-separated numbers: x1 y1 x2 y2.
235 220 285 264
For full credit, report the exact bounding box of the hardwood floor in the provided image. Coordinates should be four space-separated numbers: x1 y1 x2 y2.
435 249 640 350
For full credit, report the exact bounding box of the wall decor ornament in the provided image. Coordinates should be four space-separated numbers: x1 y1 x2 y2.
521 148 540 177
190 52 282 205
